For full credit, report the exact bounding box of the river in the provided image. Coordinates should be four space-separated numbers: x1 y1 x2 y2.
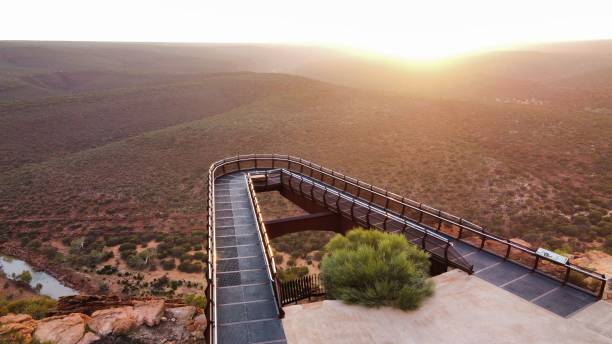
0 255 78 299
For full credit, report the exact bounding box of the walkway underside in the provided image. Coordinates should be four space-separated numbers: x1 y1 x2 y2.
206 155 607 344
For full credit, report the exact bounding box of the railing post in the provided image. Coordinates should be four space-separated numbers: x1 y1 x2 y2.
383 212 389 231
310 180 315 200
562 266 571 285
418 204 424 223
299 178 304 196
323 186 328 206
505 240 512 259
384 191 390 209
444 242 450 261
532 255 540 271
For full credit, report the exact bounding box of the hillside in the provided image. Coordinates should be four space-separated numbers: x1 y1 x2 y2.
1 72 610 249
0 42 611 297
0 72 321 171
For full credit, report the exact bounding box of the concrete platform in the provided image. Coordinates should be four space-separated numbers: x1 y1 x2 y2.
282 270 612 344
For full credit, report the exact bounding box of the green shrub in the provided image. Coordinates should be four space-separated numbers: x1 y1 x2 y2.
160 259 175 270
192 251 206 262
321 228 433 311
0 296 57 319
182 293 206 309
178 261 202 273
19 271 32 285
119 243 137 252
96 265 118 275
278 266 309 282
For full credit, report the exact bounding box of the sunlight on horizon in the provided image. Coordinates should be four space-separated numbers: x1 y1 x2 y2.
3 0 612 60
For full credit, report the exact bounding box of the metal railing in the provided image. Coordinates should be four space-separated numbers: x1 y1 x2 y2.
265 168 473 272
279 274 326 305
206 154 608 341
245 173 285 318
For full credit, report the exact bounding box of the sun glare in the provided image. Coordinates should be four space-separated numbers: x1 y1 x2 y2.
2 0 612 61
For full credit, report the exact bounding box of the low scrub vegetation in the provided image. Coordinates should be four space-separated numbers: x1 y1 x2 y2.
278 266 309 282
322 228 433 311
0 295 57 319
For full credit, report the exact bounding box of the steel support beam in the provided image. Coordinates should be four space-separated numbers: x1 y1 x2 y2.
265 211 357 239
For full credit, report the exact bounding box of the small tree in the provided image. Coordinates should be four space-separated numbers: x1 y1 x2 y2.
321 228 433 310
18 271 32 286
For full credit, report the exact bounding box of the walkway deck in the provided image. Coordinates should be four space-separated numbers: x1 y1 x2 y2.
453 240 598 317
214 173 286 344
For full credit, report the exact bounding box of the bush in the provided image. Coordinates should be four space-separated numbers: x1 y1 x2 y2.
278 266 308 282
0 296 57 319
321 228 433 311
178 261 202 273
125 255 147 270
96 265 118 275
161 259 176 270
119 243 137 252
183 294 206 309
192 251 206 262
17 271 32 285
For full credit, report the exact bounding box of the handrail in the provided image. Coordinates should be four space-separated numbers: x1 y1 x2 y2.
246 173 285 318
206 154 608 337
269 168 472 272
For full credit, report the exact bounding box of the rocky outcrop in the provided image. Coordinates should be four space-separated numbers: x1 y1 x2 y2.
0 313 33 324
88 306 137 336
34 313 91 344
0 313 36 342
0 297 207 343
133 299 165 326
166 306 196 321
54 295 188 316
76 332 101 344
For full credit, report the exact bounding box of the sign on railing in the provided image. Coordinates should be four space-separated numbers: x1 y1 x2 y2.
536 248 569 265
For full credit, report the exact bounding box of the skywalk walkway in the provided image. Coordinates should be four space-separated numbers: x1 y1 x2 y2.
212 173 286 344
205 155 607 343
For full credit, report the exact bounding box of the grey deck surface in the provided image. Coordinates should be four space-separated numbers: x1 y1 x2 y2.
452 240 597 317
214 173 286 344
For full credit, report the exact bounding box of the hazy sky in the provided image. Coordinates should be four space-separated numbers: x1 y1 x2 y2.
3 0 612 59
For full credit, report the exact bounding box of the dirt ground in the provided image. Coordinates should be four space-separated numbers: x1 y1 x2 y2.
93 240 205 296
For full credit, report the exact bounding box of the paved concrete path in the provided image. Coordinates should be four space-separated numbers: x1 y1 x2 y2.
282 270 612 344
214 173 286 344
